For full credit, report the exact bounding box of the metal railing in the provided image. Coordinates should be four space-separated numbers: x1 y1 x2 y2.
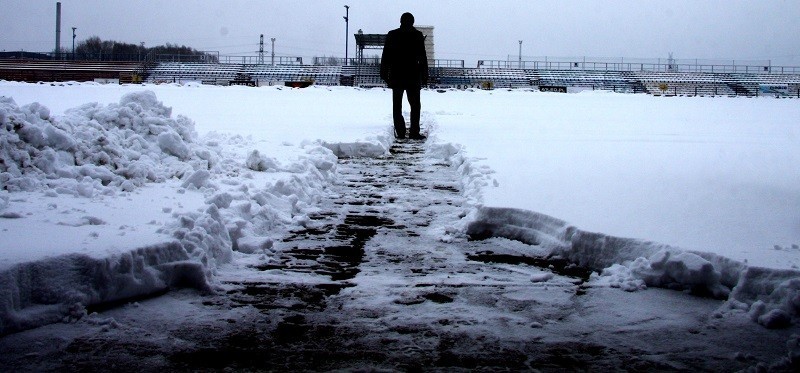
479 57 800 74
312 57 464 68
432 59 465 68
214 55 303 65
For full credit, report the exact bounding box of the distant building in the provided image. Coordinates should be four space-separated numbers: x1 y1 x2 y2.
416 26 435 66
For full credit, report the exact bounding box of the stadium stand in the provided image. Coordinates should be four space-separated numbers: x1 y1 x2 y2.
0 60 140 83
532 70 645 93
145 63 344 86
146 62 240 84
342 64 384 87
630 71 800 96
1 57 798 97
463 68 530 88
429 67 469 87
242 65 342 86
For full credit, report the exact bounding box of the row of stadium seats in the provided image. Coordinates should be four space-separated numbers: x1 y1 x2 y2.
0 60 141 83
532 70 644 93
242 65 343 86
108 61 800 96
147 63 345 85
147 62 239 83
3 59 796 97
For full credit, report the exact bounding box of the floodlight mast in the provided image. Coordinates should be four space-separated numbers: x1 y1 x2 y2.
259 34 265 64
271 38 276 66
344 5 350 66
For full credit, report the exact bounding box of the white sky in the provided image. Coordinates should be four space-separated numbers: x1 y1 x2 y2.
2 0 799 66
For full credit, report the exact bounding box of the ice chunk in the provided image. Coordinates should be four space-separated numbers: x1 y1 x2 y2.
759 309 792 329
245 150 280 172
530 272 554 283
157 131 191 160
181 169 210 189
236 236 274 254
207 192 233 209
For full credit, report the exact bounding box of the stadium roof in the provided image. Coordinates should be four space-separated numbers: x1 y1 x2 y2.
354 33 386 49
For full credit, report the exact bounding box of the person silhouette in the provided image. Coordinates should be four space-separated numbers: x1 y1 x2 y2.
380 12 428 140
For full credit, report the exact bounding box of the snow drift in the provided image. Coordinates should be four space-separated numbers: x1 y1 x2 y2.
0 91 339 335
0 91 212 193
464 206 800 328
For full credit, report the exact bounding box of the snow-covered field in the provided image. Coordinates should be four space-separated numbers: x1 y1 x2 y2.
1 81 800 367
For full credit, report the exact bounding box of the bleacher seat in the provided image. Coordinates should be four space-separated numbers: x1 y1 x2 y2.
5 59 796 97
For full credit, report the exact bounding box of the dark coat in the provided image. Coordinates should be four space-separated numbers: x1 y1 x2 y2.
380 26 428 89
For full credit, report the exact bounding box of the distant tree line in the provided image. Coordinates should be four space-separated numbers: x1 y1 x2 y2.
65 36 217 62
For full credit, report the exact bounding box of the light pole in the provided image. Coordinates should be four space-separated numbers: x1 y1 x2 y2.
271 38 276 65
518 40 522 68
344 5 349 65
72 27 76 60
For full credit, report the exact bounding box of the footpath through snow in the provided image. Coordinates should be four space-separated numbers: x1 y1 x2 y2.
0 131 797 370
0 89 799 368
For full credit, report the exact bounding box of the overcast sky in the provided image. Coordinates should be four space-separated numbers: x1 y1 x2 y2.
2 0 799 66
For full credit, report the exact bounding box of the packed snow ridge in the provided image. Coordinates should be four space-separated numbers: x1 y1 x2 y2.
1 90 798 335
0 91 346 334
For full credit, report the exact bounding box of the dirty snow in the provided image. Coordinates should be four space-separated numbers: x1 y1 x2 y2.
1 81 799 369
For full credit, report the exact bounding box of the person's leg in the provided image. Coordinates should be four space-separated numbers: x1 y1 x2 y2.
406 87 421 136
392 88 406 138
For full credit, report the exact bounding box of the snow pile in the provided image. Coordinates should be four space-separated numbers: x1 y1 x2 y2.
590 250 733 298
0 130 342 336
0 242 208 334
422 112 496 207
732 267 800 328
0 91 243 334
1 91 214 194
208 139 339 256
427 141 496 207
245 150 281 172
465 206 800 327
0 190 8 211
319 134 392 158
0 93 342 335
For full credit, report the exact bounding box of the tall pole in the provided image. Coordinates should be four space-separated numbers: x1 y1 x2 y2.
344 5 349 65
271 38 275 65
55 2 62 59
72 27 76 60
259 34 265 64
518 40 522 68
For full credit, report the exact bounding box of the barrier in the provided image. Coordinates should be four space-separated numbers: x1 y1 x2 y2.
539 85 567 93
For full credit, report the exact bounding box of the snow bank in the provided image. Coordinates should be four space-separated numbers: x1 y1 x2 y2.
426 117 497 208
0 91 342 335
0 91 234 334
212 140 339 256
463 206 800 327
0 243 209 334
1 91 212 193
425 103 800 328
319 134 392 158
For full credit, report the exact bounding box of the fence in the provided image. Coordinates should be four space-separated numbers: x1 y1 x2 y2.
218 55 304 65
482 57 800 74
3 51 221 63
